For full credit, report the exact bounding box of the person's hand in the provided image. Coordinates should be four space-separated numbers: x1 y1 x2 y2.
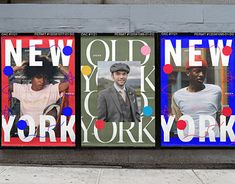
13 61 28 72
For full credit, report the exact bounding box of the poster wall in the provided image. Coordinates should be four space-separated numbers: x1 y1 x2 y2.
1 33 235 148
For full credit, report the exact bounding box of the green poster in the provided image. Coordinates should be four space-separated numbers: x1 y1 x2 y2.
81 34 155 147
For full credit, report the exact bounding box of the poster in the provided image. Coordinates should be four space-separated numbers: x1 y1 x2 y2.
1 33 76 147
160 33 235 147
81 33 155 147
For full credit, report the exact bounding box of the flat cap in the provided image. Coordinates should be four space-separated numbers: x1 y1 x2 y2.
110 63 130 74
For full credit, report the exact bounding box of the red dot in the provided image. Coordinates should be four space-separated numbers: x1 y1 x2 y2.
163 64 173 74
222 46 232 56
222 107 232 117
95 120 105 129
176 120 187 130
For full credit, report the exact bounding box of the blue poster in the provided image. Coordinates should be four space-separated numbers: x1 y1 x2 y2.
160 33 235 147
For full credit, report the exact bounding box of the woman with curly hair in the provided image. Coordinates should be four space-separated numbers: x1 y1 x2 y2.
10 55 69 132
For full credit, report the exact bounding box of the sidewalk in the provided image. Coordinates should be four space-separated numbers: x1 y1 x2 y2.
0 165 235 184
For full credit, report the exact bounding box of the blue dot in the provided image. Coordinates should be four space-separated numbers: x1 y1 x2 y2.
63 46 73 56
143 106 153 117
3 66 13 76
62 106 73 116
17 120 27 130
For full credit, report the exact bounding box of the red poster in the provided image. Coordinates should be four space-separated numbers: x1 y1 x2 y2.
1 34 76 147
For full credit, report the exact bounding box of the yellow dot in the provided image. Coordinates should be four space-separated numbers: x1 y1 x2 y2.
81 65 92 76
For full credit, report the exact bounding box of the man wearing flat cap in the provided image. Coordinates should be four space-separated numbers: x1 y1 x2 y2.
171 55 221 136
98 62 140 123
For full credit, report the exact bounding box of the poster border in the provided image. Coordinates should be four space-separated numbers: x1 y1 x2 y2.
159 32 235 149
79 32 157 149
0 32 77 149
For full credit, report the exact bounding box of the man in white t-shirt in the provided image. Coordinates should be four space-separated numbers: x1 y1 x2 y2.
171 56 222 137
10 55 69 135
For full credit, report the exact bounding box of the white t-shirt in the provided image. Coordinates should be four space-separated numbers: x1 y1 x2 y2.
12 83 61 127
173 84 222 136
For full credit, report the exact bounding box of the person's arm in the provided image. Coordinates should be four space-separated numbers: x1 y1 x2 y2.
216 110 221 125
134 91 140 122
97 92 107 121
58 64 69 93
171 95 182 121
216 89 222 124
9 61 27 92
